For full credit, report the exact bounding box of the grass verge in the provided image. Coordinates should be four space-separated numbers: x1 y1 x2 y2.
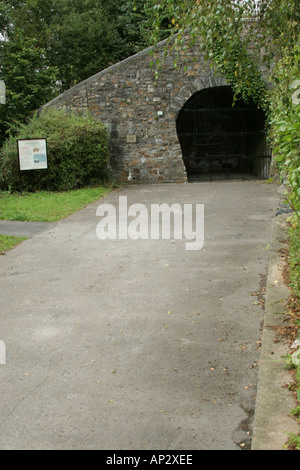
0 234 27 254
0 185 113 222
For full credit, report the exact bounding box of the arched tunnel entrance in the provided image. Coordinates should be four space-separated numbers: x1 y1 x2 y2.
176 86 271 182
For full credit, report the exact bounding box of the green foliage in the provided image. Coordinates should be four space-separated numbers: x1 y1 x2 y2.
0 186 112 221
149 0 270 108
286 431 300 450
285 344 300 448
0 108 109 192
3 0 155 93
268 43 299 310
0 234 27 253
102 0 167 55
148 0 299 109
0 30 58 146
288 222 300 298
265 32 300 425
268 45 300 217
46 0 125 90
0 1 11 34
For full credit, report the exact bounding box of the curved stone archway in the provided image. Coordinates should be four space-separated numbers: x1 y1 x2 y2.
42 36 270 184
176 85 270 181
170 75 229 120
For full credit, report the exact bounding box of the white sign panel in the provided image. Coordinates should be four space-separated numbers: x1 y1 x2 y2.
0 80 6 104
18 139 48 171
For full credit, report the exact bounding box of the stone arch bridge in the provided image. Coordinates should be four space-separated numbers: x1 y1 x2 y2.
43 36 271 184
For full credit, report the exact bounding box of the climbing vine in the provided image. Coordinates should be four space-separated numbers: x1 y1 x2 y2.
149 0 270 109
269 45 300 216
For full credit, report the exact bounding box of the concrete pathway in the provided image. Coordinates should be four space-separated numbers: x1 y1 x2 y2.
0 181 280 450
0 220 55 238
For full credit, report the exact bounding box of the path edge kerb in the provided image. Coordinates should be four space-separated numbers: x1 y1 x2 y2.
251 214 299 450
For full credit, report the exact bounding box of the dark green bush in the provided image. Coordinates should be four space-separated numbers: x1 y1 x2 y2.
0 108 109 192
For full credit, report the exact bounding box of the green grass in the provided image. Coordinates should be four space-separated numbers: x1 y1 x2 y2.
289 221 300 298
0 186 113 222
0 234 27 253
285 218 300 449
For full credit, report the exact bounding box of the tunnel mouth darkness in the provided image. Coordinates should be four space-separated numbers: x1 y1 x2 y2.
176 86 271 182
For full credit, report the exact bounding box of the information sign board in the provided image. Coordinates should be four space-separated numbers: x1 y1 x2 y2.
18 139 48 171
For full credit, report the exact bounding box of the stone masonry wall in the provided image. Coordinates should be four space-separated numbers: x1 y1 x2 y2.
43 36 229 184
